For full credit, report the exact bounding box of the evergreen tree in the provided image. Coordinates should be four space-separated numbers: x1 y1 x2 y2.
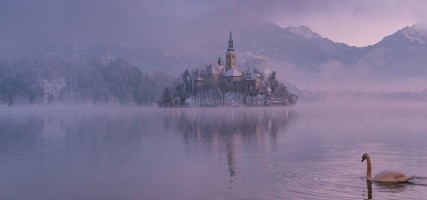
267 71 279 93
158 87 172 107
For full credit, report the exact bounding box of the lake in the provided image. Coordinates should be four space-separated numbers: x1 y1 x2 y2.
1 103 427 200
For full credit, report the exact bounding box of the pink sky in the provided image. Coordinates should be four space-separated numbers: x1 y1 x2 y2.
270 0 425 47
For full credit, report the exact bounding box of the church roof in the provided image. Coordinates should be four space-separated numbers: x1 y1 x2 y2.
225 68 242 77
248 73 261 80
207 63 224 74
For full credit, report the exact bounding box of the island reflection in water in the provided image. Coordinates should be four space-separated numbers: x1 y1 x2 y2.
162 108 295 181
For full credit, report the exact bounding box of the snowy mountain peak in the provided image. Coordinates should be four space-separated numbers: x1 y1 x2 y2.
399 25 427 44
285 25 322 39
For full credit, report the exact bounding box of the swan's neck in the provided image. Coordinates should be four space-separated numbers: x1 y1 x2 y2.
366 156 372 181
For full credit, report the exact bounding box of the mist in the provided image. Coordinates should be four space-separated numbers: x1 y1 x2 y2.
1 0 427 105
3 2 427 199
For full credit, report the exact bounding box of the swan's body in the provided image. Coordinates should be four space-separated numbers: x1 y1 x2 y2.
361 153 412 183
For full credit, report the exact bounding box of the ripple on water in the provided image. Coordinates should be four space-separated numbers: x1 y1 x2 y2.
271 158 361 200
263 145 427 200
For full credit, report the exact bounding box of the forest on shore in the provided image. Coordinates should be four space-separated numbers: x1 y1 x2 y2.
3 56 426 107
0 57 171 106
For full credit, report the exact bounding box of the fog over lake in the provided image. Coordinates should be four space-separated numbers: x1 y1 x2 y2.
1 103 427 199
2 0 427 199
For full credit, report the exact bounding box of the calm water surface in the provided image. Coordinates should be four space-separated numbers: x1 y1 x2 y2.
1 103 427 199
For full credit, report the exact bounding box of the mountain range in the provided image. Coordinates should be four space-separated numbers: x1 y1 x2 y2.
3 18 427 92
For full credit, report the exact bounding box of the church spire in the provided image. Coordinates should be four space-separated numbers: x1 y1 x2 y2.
227 30 234 51
225 30 236 71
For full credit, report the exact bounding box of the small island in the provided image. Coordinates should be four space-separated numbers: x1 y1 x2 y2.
158 32 298 107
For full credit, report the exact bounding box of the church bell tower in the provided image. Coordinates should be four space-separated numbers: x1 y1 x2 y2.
225 31 236 71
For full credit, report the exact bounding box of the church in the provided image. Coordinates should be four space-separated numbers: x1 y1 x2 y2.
181 31 298 107
198 31 263 92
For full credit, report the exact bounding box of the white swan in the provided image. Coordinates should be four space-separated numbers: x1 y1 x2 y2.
361 153 412 183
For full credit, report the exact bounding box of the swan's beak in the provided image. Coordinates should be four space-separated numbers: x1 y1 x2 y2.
361 157 366 162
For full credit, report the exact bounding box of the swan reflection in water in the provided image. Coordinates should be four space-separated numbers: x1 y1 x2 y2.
364 180 408 200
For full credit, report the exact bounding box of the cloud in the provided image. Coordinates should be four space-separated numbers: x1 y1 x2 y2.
1 0 424 48
153 0 427 46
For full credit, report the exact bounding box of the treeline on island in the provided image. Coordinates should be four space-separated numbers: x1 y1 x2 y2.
157 66 298 107
0 57 171 106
